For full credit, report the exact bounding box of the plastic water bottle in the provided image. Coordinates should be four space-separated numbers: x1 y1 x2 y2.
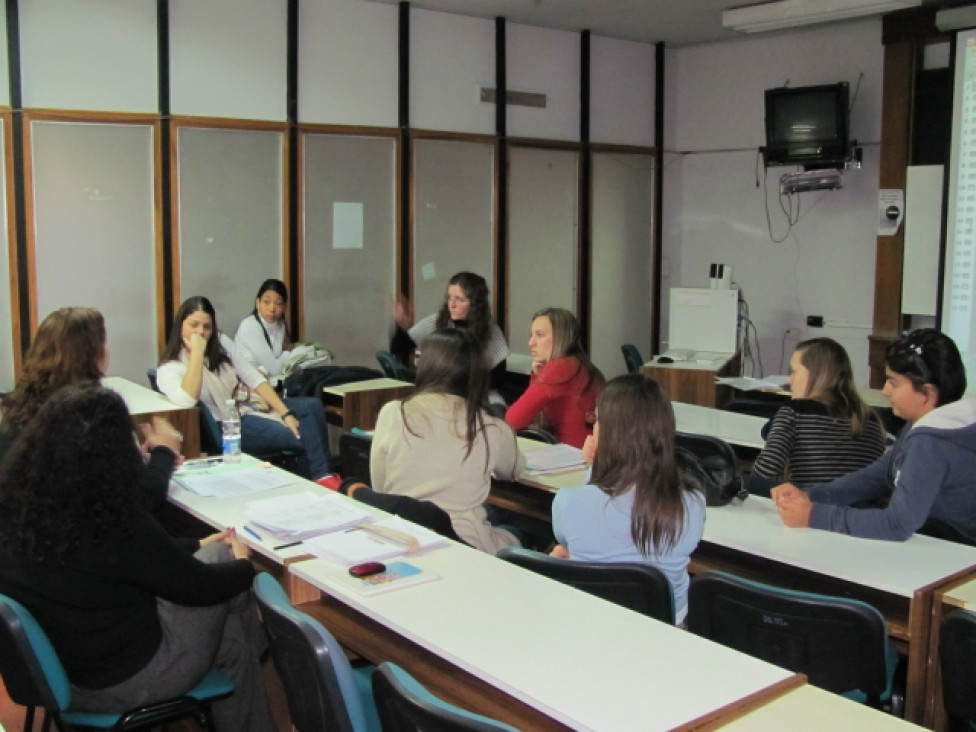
222 398 242 463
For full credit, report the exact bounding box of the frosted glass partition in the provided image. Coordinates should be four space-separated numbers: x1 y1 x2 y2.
31 120 156 383
0 119 11 391
507 146 579 342
591 151 656 378
303 133 396 367
177 126 284 331
412 138 495 320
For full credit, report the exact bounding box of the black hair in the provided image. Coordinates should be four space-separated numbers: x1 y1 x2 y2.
885 329 966 406
159 296 232 372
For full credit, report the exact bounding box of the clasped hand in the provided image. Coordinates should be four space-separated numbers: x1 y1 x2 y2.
770 482 813 528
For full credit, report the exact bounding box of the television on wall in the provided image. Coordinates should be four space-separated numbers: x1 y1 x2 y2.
763 82 850 169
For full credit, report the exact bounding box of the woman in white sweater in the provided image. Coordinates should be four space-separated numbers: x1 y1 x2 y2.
370 328 527 553
234 279 292 386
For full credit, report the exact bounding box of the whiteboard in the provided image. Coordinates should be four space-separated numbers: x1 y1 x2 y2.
668 288 737 353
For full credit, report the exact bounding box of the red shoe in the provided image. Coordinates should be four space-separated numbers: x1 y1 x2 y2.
316 473 342 491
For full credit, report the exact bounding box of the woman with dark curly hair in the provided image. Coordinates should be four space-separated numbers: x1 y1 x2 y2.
391 271 510 406
0 384 274 730
0 307 182 507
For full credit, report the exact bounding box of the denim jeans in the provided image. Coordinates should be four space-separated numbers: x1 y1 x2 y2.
241 396 332 478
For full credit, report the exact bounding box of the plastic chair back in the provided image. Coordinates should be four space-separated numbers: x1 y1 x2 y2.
340 432 373 483
372 662 517 732
253 573 380 732
375 350 403 381
496 546 675 624
687 570 895 707
940 608 976 730
620 344 644 374
346 486 467 545
515 428 557 444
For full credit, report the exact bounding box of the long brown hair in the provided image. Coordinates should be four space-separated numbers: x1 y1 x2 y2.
794 337 878 436
532 307 603 393
1 307 106 431
404 328 489 462
159 296 232 372
591 374 694 555
434 271 492 345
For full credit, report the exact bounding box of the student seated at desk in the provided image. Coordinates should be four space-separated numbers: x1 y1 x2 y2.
0 385 274 731
773 329 976 543
157 296 336 486
391 271 510 408
0 307 182 508
748 338 886 497
505 308 604 449
551 374 706 624
370 328 533 554
233 278 293 388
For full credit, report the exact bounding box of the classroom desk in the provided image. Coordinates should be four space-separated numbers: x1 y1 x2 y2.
717 683 922 731
103 375 201 458
290 544 803 732
640 353 741 408
321 377 413 431
693 497 976 727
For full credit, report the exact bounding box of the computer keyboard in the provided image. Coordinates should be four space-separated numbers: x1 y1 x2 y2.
661 348 696 361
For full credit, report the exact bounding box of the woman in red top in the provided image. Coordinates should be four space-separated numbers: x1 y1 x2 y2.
506 308 603 448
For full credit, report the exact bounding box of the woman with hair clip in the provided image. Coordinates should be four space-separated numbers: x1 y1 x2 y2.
551 374 706 625
0 385 274 731
747 337 886 497
774 328 976 542
505 307 604 448
234 278 293 386
157 296 336 486
0 307 182 508
370 328 531 554
391 271 510 404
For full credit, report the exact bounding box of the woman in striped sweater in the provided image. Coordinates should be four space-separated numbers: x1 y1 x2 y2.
747 337 885 497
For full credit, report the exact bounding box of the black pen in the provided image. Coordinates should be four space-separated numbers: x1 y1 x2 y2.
273 540 303 551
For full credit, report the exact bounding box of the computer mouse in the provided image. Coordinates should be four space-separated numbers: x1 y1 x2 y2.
658 356 674 364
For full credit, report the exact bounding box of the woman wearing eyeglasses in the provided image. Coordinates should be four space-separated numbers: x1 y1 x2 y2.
773 329 976 543
390 272 510 407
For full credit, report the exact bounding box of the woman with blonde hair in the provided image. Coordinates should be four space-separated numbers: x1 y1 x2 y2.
505 307 603 448
748 337 885 496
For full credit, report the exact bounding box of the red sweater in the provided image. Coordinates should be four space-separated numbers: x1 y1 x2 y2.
505 357 601 448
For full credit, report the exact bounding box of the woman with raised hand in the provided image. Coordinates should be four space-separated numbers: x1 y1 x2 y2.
551 374 706 625
505 307 604 448
747 337 886 497
0 384 274 730
157 295 337 487
773 329 976 542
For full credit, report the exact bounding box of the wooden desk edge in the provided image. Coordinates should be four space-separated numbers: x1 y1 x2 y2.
672 674 806 732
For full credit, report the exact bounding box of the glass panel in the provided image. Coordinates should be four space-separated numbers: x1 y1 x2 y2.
412 138 495 319
177 126 284 334
591 151 656 378
507 147 578 350
303 133 396 367
31 120 156 383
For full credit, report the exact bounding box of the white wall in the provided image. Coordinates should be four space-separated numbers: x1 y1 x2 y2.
663 19 884 384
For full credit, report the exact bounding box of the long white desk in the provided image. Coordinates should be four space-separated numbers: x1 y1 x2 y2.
291 545 802 732
103 375 202 458
695 497 976 726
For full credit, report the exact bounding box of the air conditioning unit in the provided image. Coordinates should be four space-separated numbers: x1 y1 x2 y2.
780 169 843 195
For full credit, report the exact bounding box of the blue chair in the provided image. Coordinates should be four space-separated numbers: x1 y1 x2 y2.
687 570 902 711
0 592 233 732
496 546 675 624
375 350 405 381
252 573 381 732
371 662 517 732
939 608 976 731
620 344 644 374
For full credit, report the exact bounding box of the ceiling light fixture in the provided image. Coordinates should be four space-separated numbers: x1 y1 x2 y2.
723 0 922 34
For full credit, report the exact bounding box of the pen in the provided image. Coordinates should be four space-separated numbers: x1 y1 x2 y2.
273 540 303 551
242 526 263 541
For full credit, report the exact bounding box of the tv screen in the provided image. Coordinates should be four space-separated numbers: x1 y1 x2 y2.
764 82 850 169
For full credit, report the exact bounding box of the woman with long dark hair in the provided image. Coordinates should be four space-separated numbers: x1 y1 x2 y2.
371 328 527 553
506 307 604 448
551 374 706 624
234 278 293 386
748 337 886 496
157 295 335 484
0 385 273 730
774 328 976 542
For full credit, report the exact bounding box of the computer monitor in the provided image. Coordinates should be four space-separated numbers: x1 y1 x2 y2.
668 288 738 354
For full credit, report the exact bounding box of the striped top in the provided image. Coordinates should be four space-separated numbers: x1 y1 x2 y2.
747 398 886 496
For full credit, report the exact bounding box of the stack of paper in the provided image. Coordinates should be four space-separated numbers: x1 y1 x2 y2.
715 376 789 391
244 491 372 540
306 515 448 566
172 463 295 498
524 443 586 473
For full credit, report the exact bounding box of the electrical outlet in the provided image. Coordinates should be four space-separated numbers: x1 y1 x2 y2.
807 315 825 328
